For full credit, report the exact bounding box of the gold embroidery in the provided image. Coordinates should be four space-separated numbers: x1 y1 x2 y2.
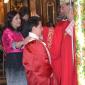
47 29 54 49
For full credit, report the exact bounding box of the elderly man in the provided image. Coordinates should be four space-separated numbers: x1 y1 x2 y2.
51 2 78 85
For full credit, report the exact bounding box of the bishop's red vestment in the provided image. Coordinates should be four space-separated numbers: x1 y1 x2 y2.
61 20 78 85
50 20 69 85
50 20 78 85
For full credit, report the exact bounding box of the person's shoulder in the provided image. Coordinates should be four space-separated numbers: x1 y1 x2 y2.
24 40 43 52
24 40 36 50
25 40 41 47
26 39 36 45
56 19 69 26
29 40 44 47
55 19 70 32
3 28 12 35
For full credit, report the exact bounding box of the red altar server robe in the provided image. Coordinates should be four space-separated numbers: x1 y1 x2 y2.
50 20 69 85
23 39 52 85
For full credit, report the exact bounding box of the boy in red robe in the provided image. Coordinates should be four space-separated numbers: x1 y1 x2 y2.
23 16 54 85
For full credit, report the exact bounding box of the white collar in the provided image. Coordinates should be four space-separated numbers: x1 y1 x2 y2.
65 19 74 36
29 32 39 40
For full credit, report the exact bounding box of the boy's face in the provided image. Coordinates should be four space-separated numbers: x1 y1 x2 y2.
33 21 43 37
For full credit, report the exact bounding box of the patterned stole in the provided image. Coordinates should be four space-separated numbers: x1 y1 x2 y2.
47 28 54 49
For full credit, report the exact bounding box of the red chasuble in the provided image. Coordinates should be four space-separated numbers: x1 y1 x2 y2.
50 20 69 85
51 20 78 85
23 40 52 85
61 20 78 85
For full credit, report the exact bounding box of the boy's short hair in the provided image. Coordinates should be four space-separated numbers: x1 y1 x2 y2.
28 16 41 31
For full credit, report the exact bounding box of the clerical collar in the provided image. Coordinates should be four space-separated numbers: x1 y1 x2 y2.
29 32 39 40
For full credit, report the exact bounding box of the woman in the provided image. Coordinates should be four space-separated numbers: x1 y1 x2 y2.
2 10 27 85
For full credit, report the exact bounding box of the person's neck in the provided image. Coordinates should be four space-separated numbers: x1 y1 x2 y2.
29 32 39 40
12 25 17 30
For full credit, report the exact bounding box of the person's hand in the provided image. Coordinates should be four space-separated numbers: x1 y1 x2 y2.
15 41 24 48
23 36 30 45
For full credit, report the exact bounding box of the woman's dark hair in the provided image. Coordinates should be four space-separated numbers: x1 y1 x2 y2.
3 10 19 31
23 16 41 34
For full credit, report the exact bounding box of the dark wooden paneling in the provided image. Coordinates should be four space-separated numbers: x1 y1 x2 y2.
36 0 42 17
